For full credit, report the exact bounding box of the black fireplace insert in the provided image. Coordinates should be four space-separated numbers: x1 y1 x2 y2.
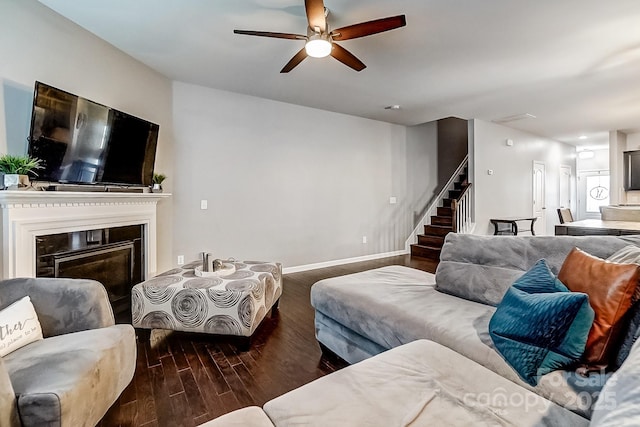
35 225 145 317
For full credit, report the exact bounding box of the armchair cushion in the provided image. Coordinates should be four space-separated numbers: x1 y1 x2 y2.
0 357 19 427
3 324 135 427
0 278 114 337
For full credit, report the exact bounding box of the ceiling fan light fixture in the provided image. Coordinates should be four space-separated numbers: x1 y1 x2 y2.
305 35 332 58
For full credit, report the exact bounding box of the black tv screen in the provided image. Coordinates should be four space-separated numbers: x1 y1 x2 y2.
28 82 158 186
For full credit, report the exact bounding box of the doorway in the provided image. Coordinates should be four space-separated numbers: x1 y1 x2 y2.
533 161 546 235
559 165 571 209
577 170 610 220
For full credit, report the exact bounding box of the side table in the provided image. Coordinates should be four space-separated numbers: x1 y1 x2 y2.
490 217 537 235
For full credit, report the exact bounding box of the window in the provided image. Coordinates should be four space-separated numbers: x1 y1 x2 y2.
585 175 609 213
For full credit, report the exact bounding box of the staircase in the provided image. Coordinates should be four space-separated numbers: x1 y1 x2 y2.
410 168 469 260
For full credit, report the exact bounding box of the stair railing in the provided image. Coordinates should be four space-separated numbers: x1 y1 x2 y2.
452 183 472 233
404 155 470 251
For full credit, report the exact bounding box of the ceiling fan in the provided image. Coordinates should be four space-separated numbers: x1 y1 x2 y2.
234 0 406 73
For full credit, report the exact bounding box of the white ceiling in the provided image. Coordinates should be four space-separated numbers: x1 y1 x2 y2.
39 0 640 146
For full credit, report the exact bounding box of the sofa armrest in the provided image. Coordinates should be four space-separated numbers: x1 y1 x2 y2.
0 357 20 427
0 278 115 337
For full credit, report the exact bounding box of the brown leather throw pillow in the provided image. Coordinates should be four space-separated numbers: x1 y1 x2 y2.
558 247 640 370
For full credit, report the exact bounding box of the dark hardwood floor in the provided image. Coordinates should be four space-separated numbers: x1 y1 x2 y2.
98 255 437 427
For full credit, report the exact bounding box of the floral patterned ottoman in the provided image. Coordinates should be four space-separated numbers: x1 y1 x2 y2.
131 260 282 338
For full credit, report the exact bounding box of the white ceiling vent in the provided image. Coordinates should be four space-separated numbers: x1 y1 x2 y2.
492 113 537 124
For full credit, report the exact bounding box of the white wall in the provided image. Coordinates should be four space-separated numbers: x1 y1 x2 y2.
471 119 577 235
406 122 439 227
0 0 174 274
172 81 438 269
577 148 609 172
609 131 627 205
628 132 640 149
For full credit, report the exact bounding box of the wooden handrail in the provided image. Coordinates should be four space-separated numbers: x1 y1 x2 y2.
455 182 472 202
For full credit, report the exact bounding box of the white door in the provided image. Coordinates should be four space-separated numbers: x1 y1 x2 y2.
559 165 571 209
533 161 546 235
577 170 610 220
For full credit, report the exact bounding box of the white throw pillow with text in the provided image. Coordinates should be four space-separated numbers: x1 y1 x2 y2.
0 296 44 357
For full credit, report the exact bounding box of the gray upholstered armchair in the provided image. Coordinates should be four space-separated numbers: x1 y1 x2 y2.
0 278 136 426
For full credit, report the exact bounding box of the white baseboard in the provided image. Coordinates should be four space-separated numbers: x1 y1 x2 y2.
282 249 409 274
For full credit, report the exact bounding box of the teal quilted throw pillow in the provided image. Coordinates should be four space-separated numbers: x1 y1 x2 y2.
489 259 594 386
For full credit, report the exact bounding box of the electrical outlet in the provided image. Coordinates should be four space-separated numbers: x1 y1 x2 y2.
362 236 367 244
389 196 397 204
177 255 184 265
200 200 208 210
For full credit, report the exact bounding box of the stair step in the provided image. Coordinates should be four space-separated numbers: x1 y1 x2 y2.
410 244 441 260
424 224 453 237
442 198 453 208
448 189 462 199
431 215 452 226
437 207 452 217
418 234 445 247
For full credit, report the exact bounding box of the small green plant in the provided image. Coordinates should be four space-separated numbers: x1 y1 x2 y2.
152 173 166 185
0 154 43 176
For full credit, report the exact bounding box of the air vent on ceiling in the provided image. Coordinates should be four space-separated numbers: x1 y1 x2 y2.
492 113 537 124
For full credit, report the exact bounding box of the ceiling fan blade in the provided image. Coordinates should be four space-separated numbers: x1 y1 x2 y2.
281 48 308 73
305 0 326 31
331 15 406 41
234 29 306 40
330 44 366 71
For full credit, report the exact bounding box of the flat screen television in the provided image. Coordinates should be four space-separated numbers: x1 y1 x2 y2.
28 81 158 187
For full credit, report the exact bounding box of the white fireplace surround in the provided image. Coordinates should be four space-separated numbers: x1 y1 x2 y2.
0 191 169 280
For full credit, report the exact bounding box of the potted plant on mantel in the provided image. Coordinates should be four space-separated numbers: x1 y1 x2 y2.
151 172 166 193
0 154 43 190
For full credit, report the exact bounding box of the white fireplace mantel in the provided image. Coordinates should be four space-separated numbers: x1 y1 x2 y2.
0 190 170 279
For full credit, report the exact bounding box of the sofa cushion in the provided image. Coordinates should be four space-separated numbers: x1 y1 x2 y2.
590 338 640 426
0 296 43 357
311 265 608 419
3 325 135 427
264 339 588 427
558 248 640 369
489 260 594 385
435 234 640 307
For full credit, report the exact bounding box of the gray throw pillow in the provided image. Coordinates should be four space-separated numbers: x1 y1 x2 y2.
607 244 640 265
607 244 640 369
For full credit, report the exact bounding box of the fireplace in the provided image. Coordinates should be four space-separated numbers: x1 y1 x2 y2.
0 191 168 318
35 225 144 315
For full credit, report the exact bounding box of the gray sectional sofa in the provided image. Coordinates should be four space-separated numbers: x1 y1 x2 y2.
200 234 640 426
